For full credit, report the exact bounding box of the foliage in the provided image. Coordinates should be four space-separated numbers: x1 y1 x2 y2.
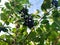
0 0 60 45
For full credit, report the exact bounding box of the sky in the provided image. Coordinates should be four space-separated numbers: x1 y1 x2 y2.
29 0 44 13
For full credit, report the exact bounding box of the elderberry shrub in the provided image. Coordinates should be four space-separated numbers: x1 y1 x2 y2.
0 27 8 32
52 0 58 8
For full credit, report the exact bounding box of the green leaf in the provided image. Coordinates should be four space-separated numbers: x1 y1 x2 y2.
1 13 8 21
41 19 49 24
52 10 60 18
48 31 58 41
5 2 11 9
28 31 36 41
41 0 51 11
0 22 2 26
36 27 42 34
5 21 9 25
15 0 29 4
12 28 17 33
32 15 40 18
51 22 60 31
21 0 29 4
58 0 60 6
34 20 39 26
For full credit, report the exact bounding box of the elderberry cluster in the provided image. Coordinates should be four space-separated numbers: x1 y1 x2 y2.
19 7 34 28
0 27 8 32
24 15 34 28
52 0 58 8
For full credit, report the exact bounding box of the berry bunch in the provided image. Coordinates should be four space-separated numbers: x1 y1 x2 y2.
0 27 8 32
24 15 34 28
52 0 58 8
19 7 34 28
